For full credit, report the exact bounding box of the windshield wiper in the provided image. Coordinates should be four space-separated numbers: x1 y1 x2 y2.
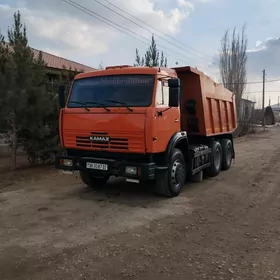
105 100 133 112
86 101 110 111
68 101 90 111
68 101 110 112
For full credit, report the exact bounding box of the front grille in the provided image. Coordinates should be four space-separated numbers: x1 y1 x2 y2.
76 132 128 150
63 130 144 152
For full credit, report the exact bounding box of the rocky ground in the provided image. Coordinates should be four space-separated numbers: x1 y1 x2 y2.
1 127 280 280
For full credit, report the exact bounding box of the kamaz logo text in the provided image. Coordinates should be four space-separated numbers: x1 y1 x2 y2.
89 136 110 142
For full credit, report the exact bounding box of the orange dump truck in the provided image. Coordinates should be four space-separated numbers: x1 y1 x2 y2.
55 65 237 197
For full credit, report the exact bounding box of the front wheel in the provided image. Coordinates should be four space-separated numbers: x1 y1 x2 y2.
153 148 186 197
80 171 110 188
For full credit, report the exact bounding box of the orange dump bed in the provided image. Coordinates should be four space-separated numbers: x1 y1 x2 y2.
173 66 237 137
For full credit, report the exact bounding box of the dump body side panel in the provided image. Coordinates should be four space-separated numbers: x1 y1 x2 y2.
173 66 237 137
200 74 237 136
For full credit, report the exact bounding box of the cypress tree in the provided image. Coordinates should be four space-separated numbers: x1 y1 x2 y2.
134 35 168 67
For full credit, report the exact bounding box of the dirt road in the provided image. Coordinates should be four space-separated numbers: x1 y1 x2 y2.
1 127 280 280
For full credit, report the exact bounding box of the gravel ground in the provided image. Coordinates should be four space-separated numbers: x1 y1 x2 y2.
1 127 280 280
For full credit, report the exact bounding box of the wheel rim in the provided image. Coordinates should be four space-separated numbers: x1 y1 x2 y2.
214 148 221 170
171 159 185 189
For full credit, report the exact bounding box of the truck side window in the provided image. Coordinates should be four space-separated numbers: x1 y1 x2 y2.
156 80 169 106
156 80 164 105
162 80 169 105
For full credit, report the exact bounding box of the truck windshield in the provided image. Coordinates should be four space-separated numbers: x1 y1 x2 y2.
68 74 154 108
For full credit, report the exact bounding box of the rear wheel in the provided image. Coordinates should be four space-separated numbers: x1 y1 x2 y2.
80 171 110 188
205 141 222 177
153 148 186 197
220 139 233 170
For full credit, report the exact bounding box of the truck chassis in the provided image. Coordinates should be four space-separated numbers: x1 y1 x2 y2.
55 132 234 197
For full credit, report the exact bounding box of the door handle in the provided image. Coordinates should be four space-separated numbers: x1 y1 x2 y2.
174 119 179 123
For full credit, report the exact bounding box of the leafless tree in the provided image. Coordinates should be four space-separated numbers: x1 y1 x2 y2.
219 24 248 121
98 61 104 69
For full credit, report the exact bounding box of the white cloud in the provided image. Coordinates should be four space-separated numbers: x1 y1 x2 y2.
196 0 216 3
208 37 280 106
25 11 113 55
0 0 192 57
177 0 195 10
0 4 10 11
246 37 280 106
246 37 280 76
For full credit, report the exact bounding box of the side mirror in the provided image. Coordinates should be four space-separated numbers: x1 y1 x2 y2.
58 85 65 108
168 78 180 88
168 87 180 107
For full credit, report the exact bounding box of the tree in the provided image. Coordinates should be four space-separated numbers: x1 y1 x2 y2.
18 51 60 164
0 11 35 169
0 32 13 134
264 106 275 125
58 65 81 96
134 35 168 67
135 49 144 67
0 11 61 168
219 25 248 121
98 61 104 69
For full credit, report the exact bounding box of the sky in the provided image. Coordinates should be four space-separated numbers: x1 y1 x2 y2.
0 0 279 106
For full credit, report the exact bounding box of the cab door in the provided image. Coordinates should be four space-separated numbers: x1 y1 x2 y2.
153 79 180 153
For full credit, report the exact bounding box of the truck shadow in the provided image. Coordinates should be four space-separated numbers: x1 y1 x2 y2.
68 177 164 207
66 176 209 207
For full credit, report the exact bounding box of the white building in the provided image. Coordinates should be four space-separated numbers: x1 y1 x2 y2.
240 98 256 121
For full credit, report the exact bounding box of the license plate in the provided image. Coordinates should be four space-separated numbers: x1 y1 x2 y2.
86 162 108 170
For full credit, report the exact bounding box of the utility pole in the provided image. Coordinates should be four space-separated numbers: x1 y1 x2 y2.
277 96 280 117
262 69 265 129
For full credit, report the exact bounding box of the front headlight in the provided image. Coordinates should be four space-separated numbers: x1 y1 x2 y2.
61 159 73 167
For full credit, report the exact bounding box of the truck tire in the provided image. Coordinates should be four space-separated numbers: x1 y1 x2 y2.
80 171 110 188
220 139 233 170
205 141 222 177
153 148 186 197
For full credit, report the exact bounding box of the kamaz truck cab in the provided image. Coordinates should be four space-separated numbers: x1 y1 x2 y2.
56 65 236 197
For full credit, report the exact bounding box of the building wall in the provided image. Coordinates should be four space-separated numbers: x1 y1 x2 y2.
273 109 280 122
240 99 255 121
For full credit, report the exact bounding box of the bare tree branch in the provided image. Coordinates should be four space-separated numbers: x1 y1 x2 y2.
219 24 248 121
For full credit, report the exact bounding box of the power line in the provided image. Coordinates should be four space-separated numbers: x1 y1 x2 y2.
62 0 147 46
224 78 280 85
245 90 279 94
103 0 215 63
62 0 195 65
58 0 280 84
265 78 280 83
62 0 214 67
94 0 215 65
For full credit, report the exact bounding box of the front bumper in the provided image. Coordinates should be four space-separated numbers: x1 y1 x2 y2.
55 155 156 181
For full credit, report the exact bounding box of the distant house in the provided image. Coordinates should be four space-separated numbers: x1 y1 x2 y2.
3 43 96 89
239 98 256 121
0 44 96 135
31 48 96 89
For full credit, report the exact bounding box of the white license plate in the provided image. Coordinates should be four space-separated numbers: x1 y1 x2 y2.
86 162 108 170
